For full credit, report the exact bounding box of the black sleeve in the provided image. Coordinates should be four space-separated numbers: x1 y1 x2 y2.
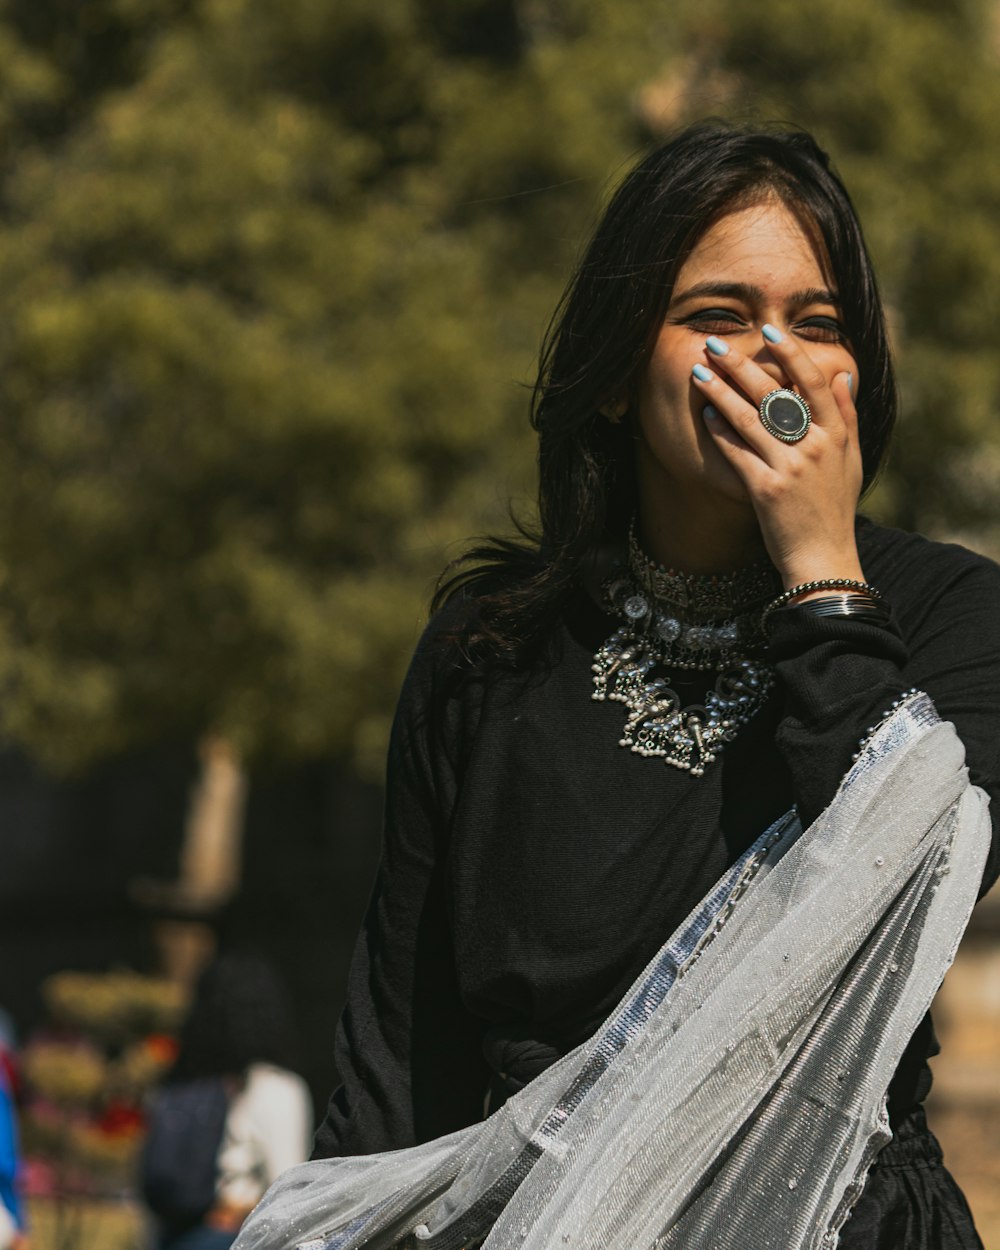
311 627 490 1159
767 548 1000 897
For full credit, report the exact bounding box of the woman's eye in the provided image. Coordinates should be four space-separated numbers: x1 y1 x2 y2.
795 316 846 343
684 308 745 331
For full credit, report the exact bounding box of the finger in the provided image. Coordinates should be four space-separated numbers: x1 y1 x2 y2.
703 334 790 411
690 361 790 463
755 325 839 428
829 369 858 437
700 402 776 491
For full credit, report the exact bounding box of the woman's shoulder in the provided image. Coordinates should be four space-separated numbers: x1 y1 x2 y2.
394 566 575 770
390 593 494 768
401 592 485 700
407 561 555 692
858 515 1000 603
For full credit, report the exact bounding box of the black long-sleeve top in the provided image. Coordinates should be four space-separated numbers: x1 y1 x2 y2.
313 517 1000 1160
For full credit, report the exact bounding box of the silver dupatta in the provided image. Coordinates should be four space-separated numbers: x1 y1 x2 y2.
234 693 991 1250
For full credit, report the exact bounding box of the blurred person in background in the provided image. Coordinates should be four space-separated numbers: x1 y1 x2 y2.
0 1011 26 1250
143 954 312 1250
244 123 1000 1248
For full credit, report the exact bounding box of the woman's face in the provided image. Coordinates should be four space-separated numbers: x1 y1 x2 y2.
634 197 859 509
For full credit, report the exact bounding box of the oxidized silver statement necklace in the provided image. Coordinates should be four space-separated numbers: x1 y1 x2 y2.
591 524 779 777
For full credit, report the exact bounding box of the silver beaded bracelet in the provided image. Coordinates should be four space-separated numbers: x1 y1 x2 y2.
762 578 883 623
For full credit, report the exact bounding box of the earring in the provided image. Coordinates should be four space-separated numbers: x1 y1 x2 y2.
600 397 628 424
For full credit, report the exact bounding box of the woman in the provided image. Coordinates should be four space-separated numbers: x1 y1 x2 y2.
143 955 313 1250
279 125 1000 1246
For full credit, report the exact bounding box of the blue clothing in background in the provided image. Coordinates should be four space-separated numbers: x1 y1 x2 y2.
0 1067 23 1231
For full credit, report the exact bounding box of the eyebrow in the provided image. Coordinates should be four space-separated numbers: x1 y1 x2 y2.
669 281 841 308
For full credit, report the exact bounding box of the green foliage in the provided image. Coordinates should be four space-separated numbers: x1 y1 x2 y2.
0 0 998 774
0 0 666 773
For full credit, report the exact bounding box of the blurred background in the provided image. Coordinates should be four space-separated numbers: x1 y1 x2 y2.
0 0 999 1245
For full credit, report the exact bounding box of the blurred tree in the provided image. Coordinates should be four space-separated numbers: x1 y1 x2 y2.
0 0 997 776
0 0 666 773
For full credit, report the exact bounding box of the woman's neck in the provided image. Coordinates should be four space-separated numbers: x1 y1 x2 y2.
635 493 767 575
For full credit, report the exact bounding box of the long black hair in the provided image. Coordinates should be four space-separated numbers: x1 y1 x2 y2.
435 120 897 662
167 953 300 1083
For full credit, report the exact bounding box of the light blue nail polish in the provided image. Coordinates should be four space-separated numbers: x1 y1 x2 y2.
847 371 855 399
702 404 720 420
692 363 713 382
705 336 729 356
762 323 783 344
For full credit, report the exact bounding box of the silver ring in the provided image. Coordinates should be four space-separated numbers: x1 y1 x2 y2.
759 389 811 443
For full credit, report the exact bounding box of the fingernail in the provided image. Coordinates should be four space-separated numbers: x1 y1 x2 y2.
762 324 783 344
692 363 713 382
705 336 729 357
847 370 855 398
702 404 720 420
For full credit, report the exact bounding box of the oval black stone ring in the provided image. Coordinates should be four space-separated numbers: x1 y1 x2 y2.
758 388 812 443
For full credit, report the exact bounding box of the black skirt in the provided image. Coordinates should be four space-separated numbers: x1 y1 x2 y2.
838 1107 983 1249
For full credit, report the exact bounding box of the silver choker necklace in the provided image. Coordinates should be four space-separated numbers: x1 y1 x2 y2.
591 526 779 776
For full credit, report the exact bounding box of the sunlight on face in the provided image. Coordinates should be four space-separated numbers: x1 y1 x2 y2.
635 197 859 512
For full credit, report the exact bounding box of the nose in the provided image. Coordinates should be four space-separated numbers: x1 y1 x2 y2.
750 343 792 390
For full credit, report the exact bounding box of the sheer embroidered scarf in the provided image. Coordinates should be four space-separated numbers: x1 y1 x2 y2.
234 693 991 1250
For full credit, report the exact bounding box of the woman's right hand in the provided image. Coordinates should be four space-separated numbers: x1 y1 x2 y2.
691 326 865 593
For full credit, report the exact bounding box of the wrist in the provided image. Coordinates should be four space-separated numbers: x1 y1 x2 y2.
778 555 865 597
